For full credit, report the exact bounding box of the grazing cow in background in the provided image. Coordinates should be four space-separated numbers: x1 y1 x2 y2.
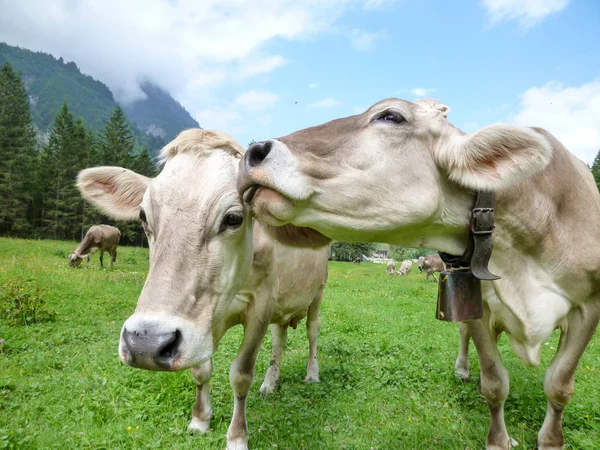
353 257 361 264
417 256 425 273
68 224 120 268
422 254 446 282
396 260 412 276
77 130 329 450
238 97 600 449
386 260 395 275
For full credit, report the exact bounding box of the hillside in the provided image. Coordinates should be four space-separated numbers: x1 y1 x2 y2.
0 42 199 148
124 82 199 139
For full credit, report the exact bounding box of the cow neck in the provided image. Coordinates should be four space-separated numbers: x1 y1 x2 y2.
439 190 500 281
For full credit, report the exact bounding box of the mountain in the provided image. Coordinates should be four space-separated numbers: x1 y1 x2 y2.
0 42 199 152
123 82 199 140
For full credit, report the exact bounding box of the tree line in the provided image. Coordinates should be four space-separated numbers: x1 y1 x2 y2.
0 62 157 245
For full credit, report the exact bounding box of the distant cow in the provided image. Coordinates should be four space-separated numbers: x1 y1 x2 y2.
386 260 395 275
421 254 445 282
353 257 361 264
417 256 425 273
68 225 120 268
396 260 413 276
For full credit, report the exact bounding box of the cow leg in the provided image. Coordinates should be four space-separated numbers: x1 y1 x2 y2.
305 287 324 383
455 322 471 381
99 251 104 268
259 324 287 395
538 302 600 450
188 359 213 433
110 249 117 267
85 254 90 269
468 311 512 450
227 306 272 450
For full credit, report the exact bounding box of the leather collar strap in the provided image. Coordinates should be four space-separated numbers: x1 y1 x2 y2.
439 190 501 281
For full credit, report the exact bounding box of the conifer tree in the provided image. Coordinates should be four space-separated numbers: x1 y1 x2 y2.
0 63 38 236
99 105 134 167
592 149 600 193
40 103 92 240
131 146 158 177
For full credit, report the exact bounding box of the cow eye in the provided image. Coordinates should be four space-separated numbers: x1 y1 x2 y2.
139 208 147 223
374 111 406 124
223 212 244 230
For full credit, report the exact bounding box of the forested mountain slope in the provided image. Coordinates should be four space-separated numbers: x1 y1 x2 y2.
0 43 199 148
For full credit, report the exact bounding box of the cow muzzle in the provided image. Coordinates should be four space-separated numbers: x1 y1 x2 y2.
122 328 182 370
119 315 212 371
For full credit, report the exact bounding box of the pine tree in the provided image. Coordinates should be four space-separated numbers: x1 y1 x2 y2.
591 149 600 193
99 105 134 167
131 146 158 177
0 63 38 236
40 103 91 240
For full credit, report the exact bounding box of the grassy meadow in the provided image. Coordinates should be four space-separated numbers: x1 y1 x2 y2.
1 237 599 449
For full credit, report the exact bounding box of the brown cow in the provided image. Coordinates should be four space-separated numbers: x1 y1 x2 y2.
417 256 425 273
238 97 600 449
353 257 361 264
396 259 413 276
386 260 395 275
421 253 446 282
68 224 120 268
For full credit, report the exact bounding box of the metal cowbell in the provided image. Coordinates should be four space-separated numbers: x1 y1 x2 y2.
436 268 483 322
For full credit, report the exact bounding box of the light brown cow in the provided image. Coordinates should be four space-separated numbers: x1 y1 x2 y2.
68 224 120 268
417 255 425 273
238 98 600 449
396 259 412 276
386 260 395 275
77 130 329 450
421 253 446 282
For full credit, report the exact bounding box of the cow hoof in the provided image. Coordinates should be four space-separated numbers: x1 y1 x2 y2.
304 375 320 383
187 417 210 433
226 438 249 450
486 435 517 449
259 383 276 396
454 368 470 382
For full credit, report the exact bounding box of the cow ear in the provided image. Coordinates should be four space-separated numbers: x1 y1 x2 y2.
437 124 552 191
77 167 151 220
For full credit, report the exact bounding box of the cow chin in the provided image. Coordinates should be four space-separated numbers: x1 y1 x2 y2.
119 314 213 372
251 187 297 226
250 188 331 248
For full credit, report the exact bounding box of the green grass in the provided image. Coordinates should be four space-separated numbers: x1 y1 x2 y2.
0 237 598 449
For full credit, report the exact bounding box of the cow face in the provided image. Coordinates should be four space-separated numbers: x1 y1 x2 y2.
77 131 252 371
238 98 552 252
68 253 83 267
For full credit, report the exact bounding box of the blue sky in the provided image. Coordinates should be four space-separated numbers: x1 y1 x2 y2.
1 0 599 162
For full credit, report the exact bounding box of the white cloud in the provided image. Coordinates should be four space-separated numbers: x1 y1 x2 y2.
349 28 387 51
410 88 436 98
308 82 319 89
511 79 600 164
234 90 279 112
0 0 378 106
195 108 242 134
237 56 288 78
362 0 400 9
482 0 570 28
310 97 344 108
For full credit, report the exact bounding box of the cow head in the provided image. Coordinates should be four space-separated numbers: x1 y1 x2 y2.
68 252 83 267
238 98 552 253
77 130 253 371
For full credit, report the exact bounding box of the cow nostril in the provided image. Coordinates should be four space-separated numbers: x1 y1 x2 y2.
247 141 272 167
158 329 182 361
